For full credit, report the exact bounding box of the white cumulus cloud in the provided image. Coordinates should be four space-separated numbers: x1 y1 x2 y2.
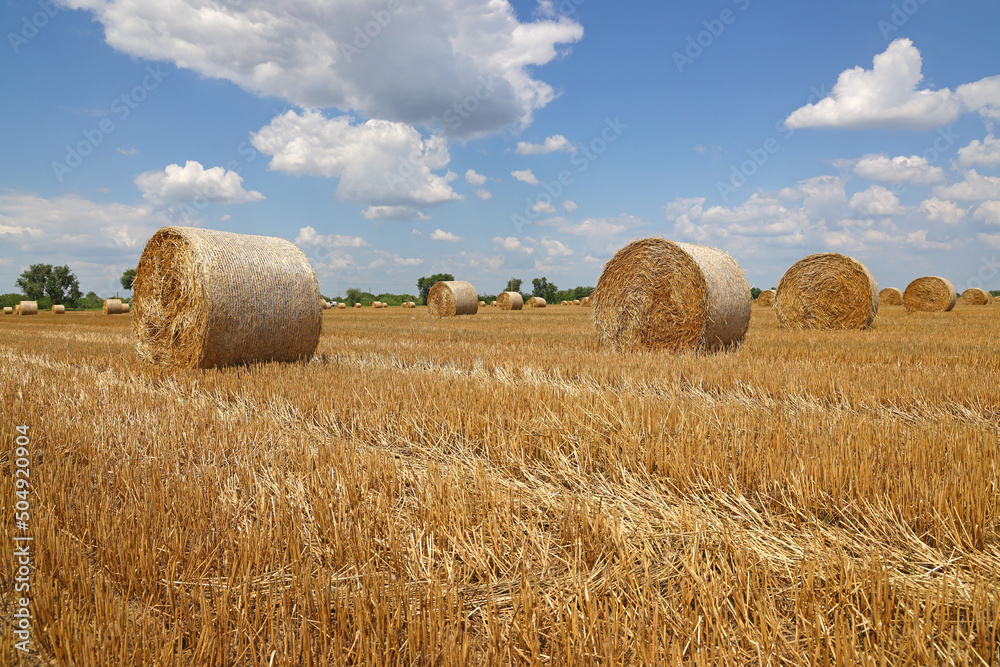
849 185 902 216
852 154 945 185
957 134 1000 167
474 188 493 200
514 134 575 155
429 228 463 242
511 169 541 185
465 169 487 186
973 201 1000 226
919 198 967 225
563 200 577 212
294 226 370 248
933 170 1000 201
531 200 556 214
134 160 264 205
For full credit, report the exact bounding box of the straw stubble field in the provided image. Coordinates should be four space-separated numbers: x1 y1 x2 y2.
1 305 998 665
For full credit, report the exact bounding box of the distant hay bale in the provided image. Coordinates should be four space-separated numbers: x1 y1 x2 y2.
18 301 38 316
572 299 580 305
526 297 547 308
14 305 19 315
337 302 347 309
52 305 65 314
427 280 478 317
103 299 124 315
581 296 591 307
132 225 322 369
479 300 486 307
774 253 878 330
496 291 523 311
561 300 568 306
322 300 332 310
490 300 497 307
2 307 11 315
879 287 903 305
408 301 417 308
903 276 957 313
756 290 775 307
354 303 361 308
960 287 990 305
592 237 751 352
371 302 380 308
123 303 131 313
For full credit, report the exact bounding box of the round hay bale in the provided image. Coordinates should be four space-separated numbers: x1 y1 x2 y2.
959 287 990 305
427 281 478 317
14 305 20 315
103 299 124 315
132 226 322 369
774 253 878 330
878 287 903 306
581 296 591 307
337 302 347 309
52 305 65 314
756 290 775 307
2 307 11 315
592 237 751 352
903 276 957 313
18 301 38 316
496 291 523 311
560 300 568 306
572 299 580 305
354 303 361 308
490 300 497 307
526 296 547 308
371 302 380 308
322 300 332 310
478 300 486 307
123 303 131 313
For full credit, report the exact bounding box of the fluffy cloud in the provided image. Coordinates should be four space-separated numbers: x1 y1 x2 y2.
134 160 264 205
474 188 493 200
563 200 577 212
492 236 535 254
852 154 945 185
933 170 1000 201
956 75 1000 121
919 198 967 225
362 205 428 221
511 169 541 185
62 0 582 137
294 226 369 248
531 200 556 214
252 110 461 207
429 228 463 242
973 201 1000 226
957 134 1000 167
540 238 572 257
464 169 487 186
849 185 902 216
514 134 575 155
785 39 970 130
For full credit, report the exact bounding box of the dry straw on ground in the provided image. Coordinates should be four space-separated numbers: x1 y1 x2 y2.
132 226 322 369
774 253 879 330
756 290 775 307
103 299 124 315
2 307 11 315
960 287 990 305
18 301 38 316
52 305 65 314
527 297 547 308
496 291 523 311
427 281 478 317
592 237 751 352
903 276 957 313
879 287 903 305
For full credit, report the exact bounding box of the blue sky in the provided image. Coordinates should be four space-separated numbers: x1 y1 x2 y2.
2 0 999 298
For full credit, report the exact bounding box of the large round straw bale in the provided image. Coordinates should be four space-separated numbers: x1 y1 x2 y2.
2 307 11 315
756 290 775 307
959 287 990 305
774 253 878 330
52 305 65 314
592 237 751 352
427 281 478 317
123 303 131 313
581 296 590 307
879 287 903 305
526 296 547 308
103 299 124 315
132 226 322 369
903 276 956 313
496 291 523 311
572 299 580 305
478 300 486 307
337 302 347 309
18 301 38 316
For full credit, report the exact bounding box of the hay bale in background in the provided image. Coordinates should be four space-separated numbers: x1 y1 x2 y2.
478 300 486 307
581 296 591 307
132 226 322 369
879 287 903 305
103 299 124 315
123 303 131 313
354 303 361 309
561 300 568 306
756 290 775 307
526 297 547 308
592 237 751 352
572 299 580 305
427 280 478 317
371 302 380 308
322 300 332 310
14 305 20 315
490 300 497 307
18 301 38 316
2 307 11 315
337 302 347 309
960 287 990 305
496 291 523 311
52 305 65 314
774 253 879 330
903 276 957 313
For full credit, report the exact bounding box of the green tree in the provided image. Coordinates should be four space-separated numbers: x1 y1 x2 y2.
121 268 136 291
16 264 81 305
416 273 455 304
750 287 762 300
504 278 522 294
531 277 558 303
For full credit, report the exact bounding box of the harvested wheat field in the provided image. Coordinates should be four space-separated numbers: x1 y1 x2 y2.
1 306 999 666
